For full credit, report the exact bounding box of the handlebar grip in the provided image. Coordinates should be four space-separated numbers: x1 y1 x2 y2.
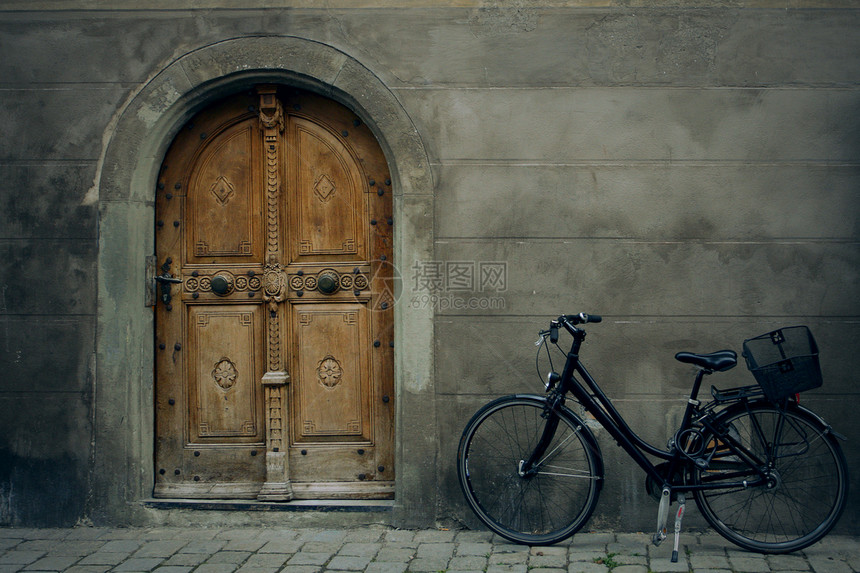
564 313 602 324
550 325 559 344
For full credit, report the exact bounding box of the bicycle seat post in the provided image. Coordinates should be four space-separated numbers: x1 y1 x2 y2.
679 369 709 432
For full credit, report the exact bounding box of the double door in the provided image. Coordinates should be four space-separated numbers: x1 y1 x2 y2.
154 86 394 500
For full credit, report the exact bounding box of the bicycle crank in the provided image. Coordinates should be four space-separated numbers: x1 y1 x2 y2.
652 487 671 546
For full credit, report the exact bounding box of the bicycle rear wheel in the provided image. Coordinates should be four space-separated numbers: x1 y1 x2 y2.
693 402 848 553
457 395 603 545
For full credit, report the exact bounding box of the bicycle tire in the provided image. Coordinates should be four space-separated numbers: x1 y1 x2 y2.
693 401 848 553
457 394 603 545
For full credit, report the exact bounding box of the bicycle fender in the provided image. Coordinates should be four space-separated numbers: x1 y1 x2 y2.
715 399 846 441
793 403 847 441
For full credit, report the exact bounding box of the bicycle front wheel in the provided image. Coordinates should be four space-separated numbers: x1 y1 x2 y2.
457 395 603 545
693 402 848 553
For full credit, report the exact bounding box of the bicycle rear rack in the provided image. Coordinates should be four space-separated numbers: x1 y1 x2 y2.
711 384 763 404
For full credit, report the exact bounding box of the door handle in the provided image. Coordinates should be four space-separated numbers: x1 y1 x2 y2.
155 273 182 304
155 274 182 284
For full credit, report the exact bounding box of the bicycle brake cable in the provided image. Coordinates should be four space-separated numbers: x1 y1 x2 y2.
545 334 556 372
535 332 549 382
534 331 558 383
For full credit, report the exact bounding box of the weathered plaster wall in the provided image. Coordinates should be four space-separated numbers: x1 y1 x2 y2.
0 2 857 531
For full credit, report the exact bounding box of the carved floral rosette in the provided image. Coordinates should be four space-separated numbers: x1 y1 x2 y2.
316 354 344 389
211 357 238 391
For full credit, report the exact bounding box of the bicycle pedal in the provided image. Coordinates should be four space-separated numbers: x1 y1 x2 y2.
652 529 667 546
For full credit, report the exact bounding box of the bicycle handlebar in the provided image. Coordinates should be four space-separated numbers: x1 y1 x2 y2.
562 313 602 325
547 313 601 343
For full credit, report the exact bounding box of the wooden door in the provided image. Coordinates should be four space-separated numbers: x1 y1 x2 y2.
154 87 395 500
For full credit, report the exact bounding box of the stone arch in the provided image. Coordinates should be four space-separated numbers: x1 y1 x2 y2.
93 36 434 526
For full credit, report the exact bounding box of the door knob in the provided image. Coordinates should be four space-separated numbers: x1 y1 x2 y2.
317 272 339 294
211 275 231 295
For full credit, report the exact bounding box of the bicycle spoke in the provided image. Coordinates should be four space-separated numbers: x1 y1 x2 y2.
534 465 600 479
533 428 577 468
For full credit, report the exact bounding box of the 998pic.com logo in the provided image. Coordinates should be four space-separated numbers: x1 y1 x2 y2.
360 260 507 312
407 260 507 311
410 260 507 293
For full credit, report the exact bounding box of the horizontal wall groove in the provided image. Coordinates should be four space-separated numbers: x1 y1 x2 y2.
0 313 97 318
0 159 97 165
393 84 860 91
435 314 860 321
436 391 856 398
2 4 860 12
0 391 92 396
430 159 860 167
433 237 860 244
0 237 97 241
0 84 135 90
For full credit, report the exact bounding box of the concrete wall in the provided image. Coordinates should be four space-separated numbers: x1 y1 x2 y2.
0 1 857 533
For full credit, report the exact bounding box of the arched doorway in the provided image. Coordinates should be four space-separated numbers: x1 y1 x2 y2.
153 86 395 500
94 36 435 526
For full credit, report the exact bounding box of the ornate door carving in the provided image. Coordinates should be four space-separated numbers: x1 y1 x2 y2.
154 87 394 500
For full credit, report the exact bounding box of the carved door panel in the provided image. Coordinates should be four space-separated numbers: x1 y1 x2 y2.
154 87 394 500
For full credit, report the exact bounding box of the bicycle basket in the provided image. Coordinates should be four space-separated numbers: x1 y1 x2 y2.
742 326 822 402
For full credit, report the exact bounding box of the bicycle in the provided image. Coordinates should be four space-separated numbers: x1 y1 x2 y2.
457 313 848 559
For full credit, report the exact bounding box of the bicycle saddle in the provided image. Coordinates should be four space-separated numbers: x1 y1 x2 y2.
674 350 737 372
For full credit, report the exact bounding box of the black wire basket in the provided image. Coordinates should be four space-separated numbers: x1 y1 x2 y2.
742 326 822 402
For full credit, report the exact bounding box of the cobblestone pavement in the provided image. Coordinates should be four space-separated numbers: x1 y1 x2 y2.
0 526 857 573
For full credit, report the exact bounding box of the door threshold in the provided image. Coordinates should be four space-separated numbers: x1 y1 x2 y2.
141 498 394 513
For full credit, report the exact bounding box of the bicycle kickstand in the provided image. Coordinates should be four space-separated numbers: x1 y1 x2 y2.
652 487 671 546
671 493 686 563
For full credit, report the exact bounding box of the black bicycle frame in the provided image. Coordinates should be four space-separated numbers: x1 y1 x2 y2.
552 322 768 493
